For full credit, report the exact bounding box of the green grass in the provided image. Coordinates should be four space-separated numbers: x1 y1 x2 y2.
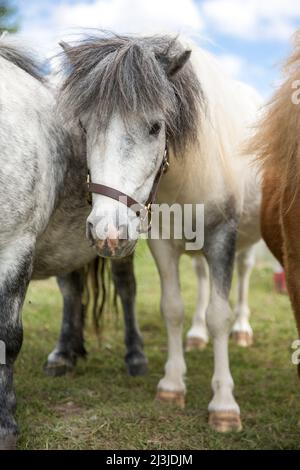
16 242 300 450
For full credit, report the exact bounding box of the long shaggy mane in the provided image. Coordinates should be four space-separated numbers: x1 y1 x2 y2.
0 40 44 82
249 32 300 191
59 32 205 155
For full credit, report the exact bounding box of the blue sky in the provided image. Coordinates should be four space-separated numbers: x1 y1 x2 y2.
12 0 300 97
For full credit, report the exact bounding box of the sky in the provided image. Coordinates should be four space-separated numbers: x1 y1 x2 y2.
11 0 300 97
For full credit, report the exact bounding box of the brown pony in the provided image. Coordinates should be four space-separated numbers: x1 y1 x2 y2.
250 32 300 374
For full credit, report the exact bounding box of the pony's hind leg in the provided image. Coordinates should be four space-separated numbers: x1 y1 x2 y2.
111 254 148 376
204 219 242 432
0 237 34 449
149 240 186 408
232 246 256 347
186 255 210 351
44 269 86 377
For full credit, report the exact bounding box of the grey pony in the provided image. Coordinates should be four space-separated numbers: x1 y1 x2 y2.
0 42 146 449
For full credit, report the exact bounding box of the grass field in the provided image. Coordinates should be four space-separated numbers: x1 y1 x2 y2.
16 242 300 450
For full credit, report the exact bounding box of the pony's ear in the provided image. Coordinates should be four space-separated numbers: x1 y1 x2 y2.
59 41 72 53
164 50 192 77
59 41 76 67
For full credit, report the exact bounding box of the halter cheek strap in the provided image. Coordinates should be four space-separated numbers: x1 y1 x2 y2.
86 143 169 232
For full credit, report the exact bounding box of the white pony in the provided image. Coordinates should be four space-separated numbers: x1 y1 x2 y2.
59 33 262 432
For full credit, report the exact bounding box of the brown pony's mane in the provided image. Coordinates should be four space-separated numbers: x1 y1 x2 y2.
249 32 300 192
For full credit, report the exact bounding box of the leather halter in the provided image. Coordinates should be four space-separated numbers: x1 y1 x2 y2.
86 142 169 232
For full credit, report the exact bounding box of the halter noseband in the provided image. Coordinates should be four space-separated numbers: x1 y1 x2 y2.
86 142 169 232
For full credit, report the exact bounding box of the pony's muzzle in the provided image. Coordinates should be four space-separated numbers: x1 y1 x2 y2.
86 217 136 258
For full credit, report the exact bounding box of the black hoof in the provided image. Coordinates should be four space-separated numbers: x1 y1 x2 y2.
126 355 148 377
0 434 18 450
43 361 74 377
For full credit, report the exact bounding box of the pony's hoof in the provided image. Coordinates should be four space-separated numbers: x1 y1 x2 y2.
156 389 185 409
126 356 148 377
43 358 74 377
0 434 18 450
232 331 253 348
185 337 208 351
209 411 242 433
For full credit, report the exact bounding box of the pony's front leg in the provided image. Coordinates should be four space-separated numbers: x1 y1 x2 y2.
149 240 186 408
111 254 148 376
186 255 209 351
0 238 34 449
232 247 255 347
44 269 86 377
204 221 242 432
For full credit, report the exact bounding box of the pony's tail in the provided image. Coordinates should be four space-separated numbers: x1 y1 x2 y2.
82 258 118 335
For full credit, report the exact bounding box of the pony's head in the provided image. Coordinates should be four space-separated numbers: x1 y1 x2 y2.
59 33 203 258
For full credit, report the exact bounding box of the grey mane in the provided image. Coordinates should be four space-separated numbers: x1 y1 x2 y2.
59 32 205 154
0 42 44 82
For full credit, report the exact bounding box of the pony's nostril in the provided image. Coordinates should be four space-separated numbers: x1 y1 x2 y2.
118 224 128 240
106 223 119 240
86 221 95 245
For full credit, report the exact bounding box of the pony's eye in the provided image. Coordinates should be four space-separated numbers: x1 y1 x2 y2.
149 122 162 136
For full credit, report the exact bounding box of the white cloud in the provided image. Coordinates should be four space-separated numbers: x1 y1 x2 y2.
201 0 300 41
17 0 204 56
215 53 274 97
216 53 244 78
55 0 203 34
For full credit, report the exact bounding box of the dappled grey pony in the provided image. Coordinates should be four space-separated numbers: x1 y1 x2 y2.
59 32 261 433
0 42 146 449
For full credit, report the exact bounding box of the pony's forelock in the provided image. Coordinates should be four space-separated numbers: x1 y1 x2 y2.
59 32 205 155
